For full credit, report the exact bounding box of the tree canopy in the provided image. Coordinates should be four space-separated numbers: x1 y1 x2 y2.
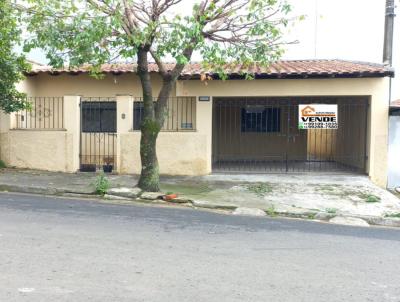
22 0 293 73
0 0 30 113
21 0 294 191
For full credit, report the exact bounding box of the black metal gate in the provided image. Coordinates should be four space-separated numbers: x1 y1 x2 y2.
212 96 368 173
80 97 117 172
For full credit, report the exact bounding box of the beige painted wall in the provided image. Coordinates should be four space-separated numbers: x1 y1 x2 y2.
119 132 208 175
27 73 172 97
0 130 75 172
0 77 38 135
16 76 37 96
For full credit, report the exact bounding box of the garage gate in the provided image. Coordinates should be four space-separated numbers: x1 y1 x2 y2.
212 97 369 173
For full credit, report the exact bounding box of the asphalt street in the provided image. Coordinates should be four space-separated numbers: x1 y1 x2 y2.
0 192 399 302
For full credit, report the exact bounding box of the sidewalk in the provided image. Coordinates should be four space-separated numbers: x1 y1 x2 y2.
0 169 137 195
0 168 400 228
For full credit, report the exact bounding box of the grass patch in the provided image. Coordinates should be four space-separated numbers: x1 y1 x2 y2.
358 193 381 203
324 188 381 202
325 208 338 214
307 213 317 219
384 213 400 218
246 183 272 197
266 205 277 217
93 173 110 196
317 185 336 192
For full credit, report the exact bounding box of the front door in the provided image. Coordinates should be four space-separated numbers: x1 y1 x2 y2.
80 97 117 172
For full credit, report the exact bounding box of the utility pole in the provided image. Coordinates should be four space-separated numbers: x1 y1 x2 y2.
383 0 395 66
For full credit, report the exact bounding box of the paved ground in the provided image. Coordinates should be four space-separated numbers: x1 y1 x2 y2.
0 192 400 302
165 174 400 218
1 169 400 226
0 168 137 194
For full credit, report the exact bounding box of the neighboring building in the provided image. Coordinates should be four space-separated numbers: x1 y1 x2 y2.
0 59 394 187
388 100 400 188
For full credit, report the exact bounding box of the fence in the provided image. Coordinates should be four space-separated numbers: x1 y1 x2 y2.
80 97 118 172
133 97 196 131
15 97 64 129
212 97 368 173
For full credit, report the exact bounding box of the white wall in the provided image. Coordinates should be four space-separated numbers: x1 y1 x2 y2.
388 115 400 188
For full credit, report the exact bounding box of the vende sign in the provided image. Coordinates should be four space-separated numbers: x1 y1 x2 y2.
298 104 338 129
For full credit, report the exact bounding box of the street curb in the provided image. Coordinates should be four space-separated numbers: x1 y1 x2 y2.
354 215 400 228
1 184 399 228
191 200 238 210
0 184 60 195
0 184 95 197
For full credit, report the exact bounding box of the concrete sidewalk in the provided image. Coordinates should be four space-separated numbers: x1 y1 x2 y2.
0 169 137 195
0 168 400 227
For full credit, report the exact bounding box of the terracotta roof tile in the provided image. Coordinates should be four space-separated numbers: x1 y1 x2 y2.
27 59 394 79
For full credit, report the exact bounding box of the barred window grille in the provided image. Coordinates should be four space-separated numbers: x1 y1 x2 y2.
241 106 281 133
81 101 117 133
15 97 64 129
133 97 196 131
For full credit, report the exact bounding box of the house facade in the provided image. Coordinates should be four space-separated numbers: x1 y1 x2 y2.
0 60 393 187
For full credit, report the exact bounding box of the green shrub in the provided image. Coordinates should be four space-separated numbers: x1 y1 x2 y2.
0 160 6 169
307 213 317 219
93 173 109 196
266 205 277 217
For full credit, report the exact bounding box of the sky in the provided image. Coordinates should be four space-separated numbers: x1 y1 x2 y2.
284 0 390 61
27 0 400 99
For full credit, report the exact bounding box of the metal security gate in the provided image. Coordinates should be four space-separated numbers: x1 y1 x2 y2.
80 97 117 172
212 96 368 173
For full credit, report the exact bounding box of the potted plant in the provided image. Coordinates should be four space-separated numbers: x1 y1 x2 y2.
102 156 114 173
80 163 96 172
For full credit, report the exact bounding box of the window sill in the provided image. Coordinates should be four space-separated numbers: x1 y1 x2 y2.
129 129 197 133
10 128 67 131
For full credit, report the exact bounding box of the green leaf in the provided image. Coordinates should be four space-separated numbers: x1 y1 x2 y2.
0 0 30 112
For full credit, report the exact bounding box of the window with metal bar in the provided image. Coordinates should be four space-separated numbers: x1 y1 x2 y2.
15 97 64 129
82 102 116 132
133 97 196 131
241 106 281 132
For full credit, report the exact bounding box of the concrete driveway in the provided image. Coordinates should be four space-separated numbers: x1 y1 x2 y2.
160 174 400 226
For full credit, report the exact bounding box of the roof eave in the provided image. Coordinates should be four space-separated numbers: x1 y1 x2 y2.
23 68 395 79
179 71 394 80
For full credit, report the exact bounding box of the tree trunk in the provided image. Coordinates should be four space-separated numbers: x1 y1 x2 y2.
138 119 161 191
136 47 190 192
137 47 162 192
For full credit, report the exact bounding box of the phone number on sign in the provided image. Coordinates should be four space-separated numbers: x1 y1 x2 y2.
300 122 338 129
